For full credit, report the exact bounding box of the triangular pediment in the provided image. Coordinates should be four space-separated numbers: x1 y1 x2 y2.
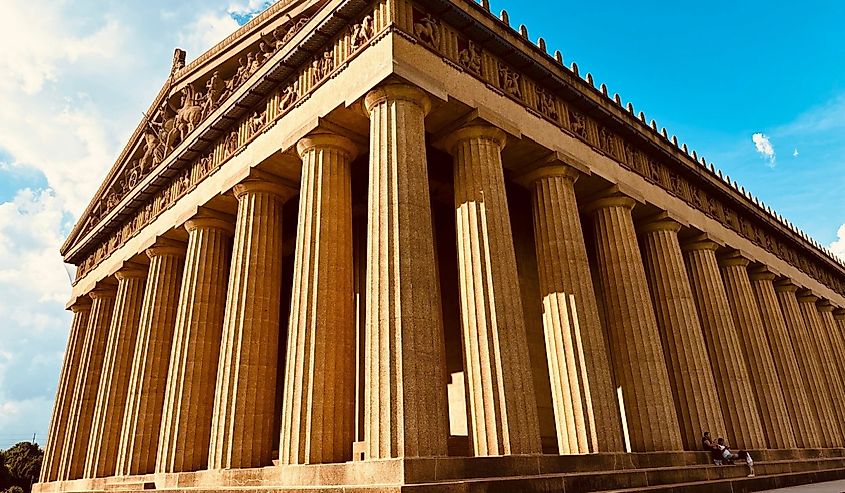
62 0 329 256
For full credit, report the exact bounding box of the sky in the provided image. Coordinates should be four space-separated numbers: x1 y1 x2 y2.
0 0 843 448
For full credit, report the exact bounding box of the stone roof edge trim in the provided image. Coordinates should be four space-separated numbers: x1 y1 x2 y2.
440 0 845 274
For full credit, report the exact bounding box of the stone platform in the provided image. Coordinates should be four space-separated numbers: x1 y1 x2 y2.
33 448 845 493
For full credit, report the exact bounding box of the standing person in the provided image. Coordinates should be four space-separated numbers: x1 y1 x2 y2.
737 450 755 477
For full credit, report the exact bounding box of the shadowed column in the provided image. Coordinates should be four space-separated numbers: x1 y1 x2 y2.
280 134 357 464
525 163 622 454
586 191 682 452
683 239 764 449
116 243 185 475
749 268 820 448
818 300 845 392
157 213 233 473
209 176 292 469
719 253 795 449
639 216 725 451
363 84 448 459
835 309 845 352
85 267 147 478
797 291 845 442
40 298 91 482
59 287 116 480
774 280 842 446
443 124 541 456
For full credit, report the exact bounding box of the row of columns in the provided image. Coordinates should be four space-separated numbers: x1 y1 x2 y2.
41 82 845 484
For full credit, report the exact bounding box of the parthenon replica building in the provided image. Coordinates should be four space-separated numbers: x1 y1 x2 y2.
35 0 845 491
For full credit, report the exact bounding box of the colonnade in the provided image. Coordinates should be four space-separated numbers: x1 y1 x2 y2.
40 83 845 483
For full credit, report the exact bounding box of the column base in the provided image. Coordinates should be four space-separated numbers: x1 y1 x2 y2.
33 449 845 493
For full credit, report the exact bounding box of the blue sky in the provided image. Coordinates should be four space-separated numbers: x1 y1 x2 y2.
0 0 842 446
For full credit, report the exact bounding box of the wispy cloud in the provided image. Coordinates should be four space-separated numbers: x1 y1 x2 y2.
831 224 845 261
752 132 776 167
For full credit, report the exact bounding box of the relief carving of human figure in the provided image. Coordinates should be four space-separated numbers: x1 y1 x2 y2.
414 13 441 49
205 71 225 114
351 15 373 48
459 41 482 74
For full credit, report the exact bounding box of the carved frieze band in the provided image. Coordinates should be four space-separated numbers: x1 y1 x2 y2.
398 0 844 297
74 4 383 282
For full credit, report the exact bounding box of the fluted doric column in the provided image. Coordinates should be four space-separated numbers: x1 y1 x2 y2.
208 176 292 469
818 301 845 391
719 253 795 449
774 280 842 446
85 267 147 478
639 216 725 451
157 213 233 473
797 291 845 442
835 308 845 353
116 243 185 476
59 287 116 480
280 134 357 465
586 191 682 452
524 163 622 454
683 239 764 449
442 124 541 456
749 268 820 448
363 84 448 459
40 298 91 483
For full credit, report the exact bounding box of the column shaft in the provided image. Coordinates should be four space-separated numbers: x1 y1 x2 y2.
116 246 185 475
683 241 764 449
639 219 725 451
85 268 147 478
280 134 356 464
208 178 289 469
775 282 842 446
528 165 622 454
719 255 795 449
587 194 682 452
749 270 820 448
447 125 541 456
818 303 845 396
797 293 845 442
58 288 116 480
40 300 91 482
157 216 233 473
363 84 448 459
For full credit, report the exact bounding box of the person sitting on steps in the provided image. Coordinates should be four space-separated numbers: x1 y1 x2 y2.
702 432 723 465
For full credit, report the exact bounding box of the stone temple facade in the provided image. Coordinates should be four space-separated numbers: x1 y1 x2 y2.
35 0 845 491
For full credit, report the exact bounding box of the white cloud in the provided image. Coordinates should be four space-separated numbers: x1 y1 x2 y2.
752 132 776 167
793 148 799 157
831 224 845 260
178 12 240 62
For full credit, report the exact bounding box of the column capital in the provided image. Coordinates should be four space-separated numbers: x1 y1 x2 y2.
583 189 637 216
233 172 296 202
718 250 751 268
146 238 187 259
88 286 117 300
115 264 148 281
296 133 359 161
748 266 777 282
69 297 92 313
439 124 507 155
681 235 720 253
517 161 581 187
833 308 845 321
638 212 682 235
773 278 800 293
817 299 836 312
364 83 430 115
185 208 235 236
796 289 819 304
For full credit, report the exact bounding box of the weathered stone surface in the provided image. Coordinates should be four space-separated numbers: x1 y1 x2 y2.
639 217 725 451
526 163 623 454
280 134 357 464
683 239 765 449
157 214 233 473
586 192 682 452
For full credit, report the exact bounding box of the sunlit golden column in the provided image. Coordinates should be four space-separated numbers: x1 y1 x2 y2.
683 238 764 449
443 123 541 456
362 84 448 459
718 252 795 449
116 242 185 475
835 308 845 346
157 212 233 473
85 267 147 478
208 174 293 469
59 286 116 480
774 280 842 446
639 216 725 451
818 300 845 388
585 190 682 452
797 291 845 441
523 162 622 454
280 134 357 465
40 298 91 482
749 267 820 448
